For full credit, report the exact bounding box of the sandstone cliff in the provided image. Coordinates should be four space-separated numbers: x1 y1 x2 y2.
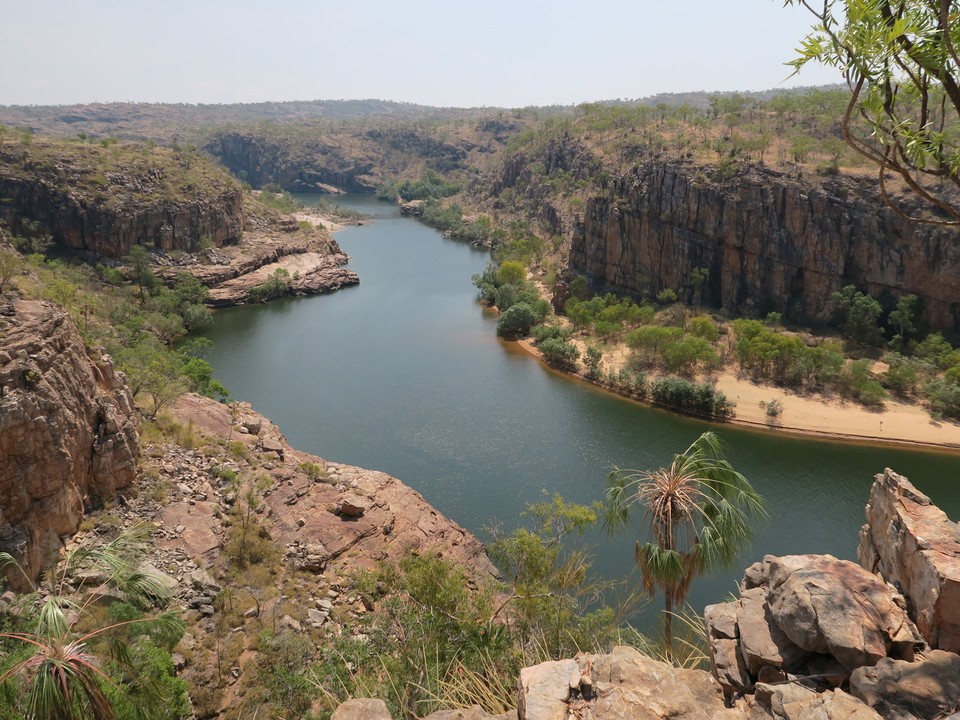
206 131 381 193
0 138 243 257
569 161 960 331
858 468 960 653
0 300 138 588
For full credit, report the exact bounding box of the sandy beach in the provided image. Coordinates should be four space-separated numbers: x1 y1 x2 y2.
516 338 960 453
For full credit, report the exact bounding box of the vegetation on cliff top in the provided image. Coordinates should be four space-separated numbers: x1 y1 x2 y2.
0 129 238 206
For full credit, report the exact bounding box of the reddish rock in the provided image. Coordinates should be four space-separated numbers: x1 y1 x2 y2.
169 395 499 581
570 161 960 331
850 650 960 720
0 300 138 588
858 468 960 652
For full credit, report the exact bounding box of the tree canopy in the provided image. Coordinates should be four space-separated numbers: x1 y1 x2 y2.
786 0 960 223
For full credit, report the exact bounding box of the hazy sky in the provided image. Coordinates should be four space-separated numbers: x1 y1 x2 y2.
0 0 839 107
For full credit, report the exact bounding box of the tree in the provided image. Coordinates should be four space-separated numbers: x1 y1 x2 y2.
832 285 884 345
497 302 536 338
786 0 960 223
603 432 764 656
0 248 21 293
126 246 159 306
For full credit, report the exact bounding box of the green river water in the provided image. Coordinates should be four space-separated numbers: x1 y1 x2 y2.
200 194 960 627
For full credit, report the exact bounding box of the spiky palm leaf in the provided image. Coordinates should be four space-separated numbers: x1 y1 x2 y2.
604 431 765 657
0 524 184 719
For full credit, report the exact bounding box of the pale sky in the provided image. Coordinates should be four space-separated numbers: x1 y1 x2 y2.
0 0 839 108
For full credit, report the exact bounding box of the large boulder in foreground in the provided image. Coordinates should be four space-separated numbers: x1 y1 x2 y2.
705 554 922 700
518 645 731 720
858 468 960 653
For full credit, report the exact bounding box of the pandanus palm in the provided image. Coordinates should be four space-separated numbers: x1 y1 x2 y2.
0 523 185 720
604 431 764 656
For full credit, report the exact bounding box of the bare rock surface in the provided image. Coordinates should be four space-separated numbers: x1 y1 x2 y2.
750 683 882 720
0 300 138 587
330 698 392 720
169 394 499 580
858 468 960 652
849 650 960 720
157 229 359 307
518 645 734 720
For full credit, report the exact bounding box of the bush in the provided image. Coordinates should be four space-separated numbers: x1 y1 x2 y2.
924 378 960 419
497 303 536 338
539 337 580 369
531 324 572 343
248 268 292 303
839 359 887 408
650 376 734 419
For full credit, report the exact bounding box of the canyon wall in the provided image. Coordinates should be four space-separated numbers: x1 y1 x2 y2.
0 175 243 257
205 132 381 192
0 300 139 588
0 139 244 257
569 161 960 331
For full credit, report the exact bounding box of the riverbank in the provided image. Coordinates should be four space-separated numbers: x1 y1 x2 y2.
516 338 960 453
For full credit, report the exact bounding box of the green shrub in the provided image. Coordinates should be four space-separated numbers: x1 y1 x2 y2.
497 303 536 338
650 377 734 419
539 337 580 369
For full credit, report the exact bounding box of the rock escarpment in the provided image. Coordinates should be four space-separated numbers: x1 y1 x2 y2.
0 300 138 588
206 131 380 193
570 161 960 331
0 138 243 257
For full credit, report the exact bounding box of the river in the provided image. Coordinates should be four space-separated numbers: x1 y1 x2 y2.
200 194 960 629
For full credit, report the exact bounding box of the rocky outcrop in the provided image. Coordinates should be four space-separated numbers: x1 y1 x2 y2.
0 300 138 588
705 554 923 701
0 139 243 257
155 226 359 307
858 468 960 653
570 161 960 331
205 251 359 307
168 394 498 580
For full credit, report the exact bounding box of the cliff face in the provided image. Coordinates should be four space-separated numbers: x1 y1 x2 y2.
0 300 138 588
0 138 244 258
206 132 381 192
570 161 960 331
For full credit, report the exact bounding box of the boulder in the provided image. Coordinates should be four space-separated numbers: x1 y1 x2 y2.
752 683 882 720
738 587 809 675
858 468 960 652
331 698 392 720
704 601 751 700
705 554 922 701
518 658 579 720
850 650 960 720
518 646 729 720
335 493 370 518
240 418 261 435
766 555 920 669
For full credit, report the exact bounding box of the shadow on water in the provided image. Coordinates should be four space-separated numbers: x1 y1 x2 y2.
201 193 960 631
